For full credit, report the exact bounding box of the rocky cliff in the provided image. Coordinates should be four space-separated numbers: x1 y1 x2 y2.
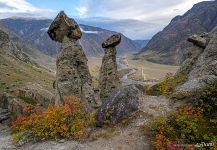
176 26 217 93
139 0 217 65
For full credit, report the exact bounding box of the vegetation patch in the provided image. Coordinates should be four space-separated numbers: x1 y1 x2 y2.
18 96 38 106
170 91 192 100
144 105 217 150
144 73 187 96
144 80 217 150
195 79 217 116
11 96 96 144
94 128 116 139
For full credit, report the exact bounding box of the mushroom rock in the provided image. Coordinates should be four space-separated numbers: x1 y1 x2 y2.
48 11 98 110
98 34 121 99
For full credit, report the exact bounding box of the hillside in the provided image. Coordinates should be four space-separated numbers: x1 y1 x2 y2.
139 0 217 65
0 23 55 94
2 18 143 57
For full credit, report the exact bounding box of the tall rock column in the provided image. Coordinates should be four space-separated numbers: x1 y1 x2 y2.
98 34 121 99
47 11 97 110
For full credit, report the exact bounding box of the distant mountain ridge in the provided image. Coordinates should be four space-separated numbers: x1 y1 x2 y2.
1 18 145 57
139 0 217 65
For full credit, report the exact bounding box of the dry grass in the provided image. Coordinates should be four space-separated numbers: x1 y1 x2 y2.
87 57 102 78
0 55 55 93
87 57 102 87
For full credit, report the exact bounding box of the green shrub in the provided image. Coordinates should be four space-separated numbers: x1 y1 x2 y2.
145 73 187 96
196 79 217 115
145 105 217 149
18 96 38 106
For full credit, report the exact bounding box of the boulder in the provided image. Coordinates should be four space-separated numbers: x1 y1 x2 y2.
0 93 31 120
96 84 144 126
0 108 10 123
99 34 121 99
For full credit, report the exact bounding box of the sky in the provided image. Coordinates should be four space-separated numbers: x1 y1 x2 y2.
0 0 213 39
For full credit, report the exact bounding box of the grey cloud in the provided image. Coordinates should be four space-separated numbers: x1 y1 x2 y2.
79 0 210 24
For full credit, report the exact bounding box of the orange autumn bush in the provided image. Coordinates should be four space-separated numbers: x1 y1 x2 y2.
11 96 96 143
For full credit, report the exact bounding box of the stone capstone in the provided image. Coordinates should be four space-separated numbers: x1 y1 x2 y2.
187 34 207 49
47 11 82 43
102 34 121 48
96 84 144 126
98 34 121 99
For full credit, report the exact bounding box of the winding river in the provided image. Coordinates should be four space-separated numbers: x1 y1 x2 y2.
117 57 158 86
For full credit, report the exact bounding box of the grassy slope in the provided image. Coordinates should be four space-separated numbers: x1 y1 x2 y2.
0 54 55 93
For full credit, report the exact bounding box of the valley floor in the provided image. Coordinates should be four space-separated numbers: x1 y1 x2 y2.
87 56 179 84
0 95 176 150
0 56 180 150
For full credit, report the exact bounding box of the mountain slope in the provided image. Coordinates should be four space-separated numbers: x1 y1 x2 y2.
0 23 55 93
2 18 143 57
133 40 149 50
139 0 217 65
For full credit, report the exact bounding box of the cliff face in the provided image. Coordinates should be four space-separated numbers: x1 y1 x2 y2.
140 0 217 65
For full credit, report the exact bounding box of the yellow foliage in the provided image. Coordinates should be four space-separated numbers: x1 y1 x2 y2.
159 73 187 96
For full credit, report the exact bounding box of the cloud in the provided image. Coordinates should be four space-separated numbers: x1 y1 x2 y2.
77 17 164 39
77 0 212 25
0 2 17 10
80 27 98 34
76 6 88 18
0 0 54 18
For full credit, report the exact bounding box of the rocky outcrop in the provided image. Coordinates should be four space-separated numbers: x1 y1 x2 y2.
140 0 217 65
0 93 29 119
96 84 143 126
98 34 121 99
0 108 10 123
187 34 207 48
48 11 98 110
176 26 217 92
